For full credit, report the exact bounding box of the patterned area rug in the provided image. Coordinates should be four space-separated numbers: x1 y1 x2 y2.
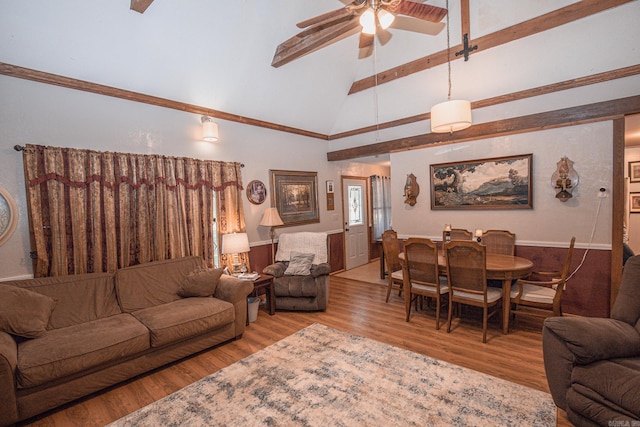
108 323 556 426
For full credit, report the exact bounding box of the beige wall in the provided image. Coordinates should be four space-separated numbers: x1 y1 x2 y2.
390 122 613 249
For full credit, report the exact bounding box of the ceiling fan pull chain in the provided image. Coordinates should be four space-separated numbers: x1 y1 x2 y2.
446 0 452 101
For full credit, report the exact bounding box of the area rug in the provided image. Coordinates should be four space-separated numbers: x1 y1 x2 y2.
107 323 556 426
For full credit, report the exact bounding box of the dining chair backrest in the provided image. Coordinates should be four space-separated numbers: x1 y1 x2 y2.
381 229 402 273
403 238 440 286
445 240 487 296
443 228 473 243
483 230 516 256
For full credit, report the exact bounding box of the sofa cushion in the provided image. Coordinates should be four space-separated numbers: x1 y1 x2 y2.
0 285 56 338
17 314 149 389
131 297 235 348
273 275 319 298
570 359 640 420
116 256 205 313
2 273 119 330
178 268 224 298
284 252 315 276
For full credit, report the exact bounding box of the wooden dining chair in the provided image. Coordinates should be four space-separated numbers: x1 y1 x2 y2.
482 230 516 256
443 228 473 243
510 237 575 323
402 238 449 329
381 229 404 303
445 240 502 343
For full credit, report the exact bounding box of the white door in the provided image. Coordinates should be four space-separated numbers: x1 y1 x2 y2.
343 177 368 270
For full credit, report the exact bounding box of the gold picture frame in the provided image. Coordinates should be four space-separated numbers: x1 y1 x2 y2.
246 180 267 205
269 170 319 226
0 185 18 246
430 153 533 210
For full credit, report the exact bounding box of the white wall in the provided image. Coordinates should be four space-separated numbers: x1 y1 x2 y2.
0 76 344 280
390 122 613 248
626 146 640 253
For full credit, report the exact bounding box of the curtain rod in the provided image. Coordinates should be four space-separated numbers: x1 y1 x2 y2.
13 145 244 167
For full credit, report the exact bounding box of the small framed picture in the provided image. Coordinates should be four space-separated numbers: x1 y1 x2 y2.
629 161 640 183
246 180 267 205
326 180 334 193
630 192 640 213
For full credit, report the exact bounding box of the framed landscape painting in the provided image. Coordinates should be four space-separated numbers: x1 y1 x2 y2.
430 154 533 210
270 170 319 226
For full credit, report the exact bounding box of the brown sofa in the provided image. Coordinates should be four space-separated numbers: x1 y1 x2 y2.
0 256 253 426
542 255 640 426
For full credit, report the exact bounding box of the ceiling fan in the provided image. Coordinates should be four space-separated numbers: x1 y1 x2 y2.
271 0 447 68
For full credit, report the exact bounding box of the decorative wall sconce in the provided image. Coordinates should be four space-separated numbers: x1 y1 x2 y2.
403 173 419 206
201 115 219 142
551 157 579 202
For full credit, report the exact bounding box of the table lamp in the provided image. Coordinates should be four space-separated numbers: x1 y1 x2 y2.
260 207 284 263
475 229 483 243
221 232 250 274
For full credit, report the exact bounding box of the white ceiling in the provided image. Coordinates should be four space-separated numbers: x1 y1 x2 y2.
1 0 639 152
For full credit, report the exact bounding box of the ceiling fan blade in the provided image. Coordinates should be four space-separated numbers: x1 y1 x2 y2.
272 19 361 67
359 32 374 49
390 0 447 23
390 16 445 36
377 27 393 46
297 7 353 29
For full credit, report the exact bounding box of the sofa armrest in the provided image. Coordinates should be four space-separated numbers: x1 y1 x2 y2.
0 331 19 426
263 262 286 278
311 263 331 278
214 275 254 338
544 317 640 364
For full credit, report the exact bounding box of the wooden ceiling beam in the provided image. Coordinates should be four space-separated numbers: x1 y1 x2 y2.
330 64 640 140
348 0 633 95
0 62 329 140
326 95 640 161
130 0 154 14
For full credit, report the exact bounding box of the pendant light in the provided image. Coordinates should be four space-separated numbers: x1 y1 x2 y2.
430 0 472 133
201 115 219 142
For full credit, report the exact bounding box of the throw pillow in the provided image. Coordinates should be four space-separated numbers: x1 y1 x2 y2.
178 268 224 297
0 284 57 338
284 252 315 276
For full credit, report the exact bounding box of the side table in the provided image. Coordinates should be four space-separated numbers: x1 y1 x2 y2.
246 274 275 325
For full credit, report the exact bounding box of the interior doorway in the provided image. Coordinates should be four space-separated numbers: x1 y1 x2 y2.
342 176 369 270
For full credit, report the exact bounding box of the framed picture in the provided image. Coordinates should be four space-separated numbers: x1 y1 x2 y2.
326 180 334 193
629 161 640 183
430 153 533 210
246 180 267 205
270 170 319 226
0 185 19 246
630 192 640 213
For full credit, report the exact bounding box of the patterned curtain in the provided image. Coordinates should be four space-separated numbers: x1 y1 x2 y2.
23 144 245 277
371 175 392 240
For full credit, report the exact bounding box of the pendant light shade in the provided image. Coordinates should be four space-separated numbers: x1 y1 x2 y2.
377 8 395 30
430 100 472 133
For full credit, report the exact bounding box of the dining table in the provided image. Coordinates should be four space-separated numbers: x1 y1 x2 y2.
399 251 534 334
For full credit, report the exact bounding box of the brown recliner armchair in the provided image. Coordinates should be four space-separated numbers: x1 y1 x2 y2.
263 232 330 311
542 255 640 426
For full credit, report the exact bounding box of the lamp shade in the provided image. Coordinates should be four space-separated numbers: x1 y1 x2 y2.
260 207 284 227
359 9 376 34
377 8 395 30
430 99 472 133
201 116 219 142
221 232 249 254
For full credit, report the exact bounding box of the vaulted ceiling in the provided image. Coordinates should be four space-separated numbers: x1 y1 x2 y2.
1 0 639 156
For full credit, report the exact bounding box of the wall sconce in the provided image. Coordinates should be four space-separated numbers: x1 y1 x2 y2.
475 229 483 243
201 115 219 142
221 232 249 274
444 224 452 243
403 173 419 206
551 157 579 202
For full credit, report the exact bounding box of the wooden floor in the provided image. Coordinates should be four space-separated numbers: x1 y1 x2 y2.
21 271 572 426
